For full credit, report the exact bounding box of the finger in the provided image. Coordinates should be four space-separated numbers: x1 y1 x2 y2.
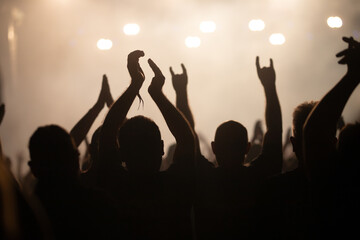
181 63 187 75
342 37 353 43
342 36 355 43
336 49 348 57
270 58 274 68
148 58 163 76
170 67 175 77
102 74 108 84
338 57 347 64
256 56 260 71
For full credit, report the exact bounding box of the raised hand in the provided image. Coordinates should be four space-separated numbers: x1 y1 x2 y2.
336 37 360 78
127 50 145 87
97 74 110 107
102 75 114 107
170 64 188 93
256 56 276 88
148 58 165 96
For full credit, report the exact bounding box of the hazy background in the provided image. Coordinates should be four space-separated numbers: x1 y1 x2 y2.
0 0 359 176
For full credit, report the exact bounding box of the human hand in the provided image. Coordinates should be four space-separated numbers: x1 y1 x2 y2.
336 37 360 78
256 56 276 89
170 64 187 93
97 74 111 107
148 58 165 96
127 50 145 88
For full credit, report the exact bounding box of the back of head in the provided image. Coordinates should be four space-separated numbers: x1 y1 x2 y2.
338 123 360 167
213 121 248 167
291 101 318 161
28 125 80 181
118 116 163 174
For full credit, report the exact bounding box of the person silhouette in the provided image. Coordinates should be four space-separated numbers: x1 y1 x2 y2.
28 125 124 239
98 51 196 240
303 36 360 238
195 56 283 240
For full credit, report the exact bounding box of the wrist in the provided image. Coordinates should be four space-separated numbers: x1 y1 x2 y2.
149 89 163 100
264 84 276 93
129 80 143 91
93 101 104 111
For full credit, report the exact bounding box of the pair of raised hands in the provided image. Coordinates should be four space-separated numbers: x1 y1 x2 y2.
127 50 189 95
127 50 163 96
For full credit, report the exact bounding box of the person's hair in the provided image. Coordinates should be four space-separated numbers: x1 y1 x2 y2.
214 120 248 155
292 101 318 139
28 125 79 180
117 116 162 173
338 122 360 164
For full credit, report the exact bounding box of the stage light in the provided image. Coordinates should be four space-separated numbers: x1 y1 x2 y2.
97 39 113 50
248 19 265 31
185 36 201 48
269 33 285 45
327 16 342 28
123 24 140 35
200 21 216 33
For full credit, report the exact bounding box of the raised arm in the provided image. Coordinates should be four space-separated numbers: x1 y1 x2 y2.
170 64 195 128
70 75 113 147
255 56 283 174
303 37 360 179
148 59 195 168
99 50 145 160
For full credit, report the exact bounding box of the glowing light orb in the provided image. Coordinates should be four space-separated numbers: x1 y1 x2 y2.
248 19 265 31
97 39 113 50
123 24 140 35
185 36 201 48
200 21 216 33
327 16 343 28
269 33 286 45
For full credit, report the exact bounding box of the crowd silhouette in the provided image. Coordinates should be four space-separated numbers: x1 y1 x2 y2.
0 36 359 239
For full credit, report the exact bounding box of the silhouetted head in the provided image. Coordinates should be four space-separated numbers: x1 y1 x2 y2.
28 125 80 182
338 123 360 168
291 101 317 164
118 116 164 175
211 121 250 168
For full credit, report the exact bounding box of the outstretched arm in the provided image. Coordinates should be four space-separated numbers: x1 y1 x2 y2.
70 75 113 147
303 37 360 179
99 50 145 160
149 59 195 168
255 57 283 175
170 64 206 160
170 64 195 128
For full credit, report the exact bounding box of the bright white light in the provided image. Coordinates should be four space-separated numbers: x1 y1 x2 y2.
248 19 265 31
123 24 140 35
200 21 216 33
97 39 113 50
269 33 286 45
185 36 201 48
327 16 343 28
